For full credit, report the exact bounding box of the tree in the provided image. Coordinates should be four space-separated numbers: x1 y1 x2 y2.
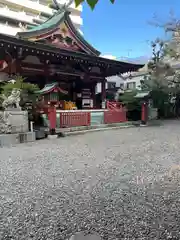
1 75 39 96
141 39 174 92
119 90 142 121
119 90 140 111
140 37 180 118
149 12 180 64
74 0 115 9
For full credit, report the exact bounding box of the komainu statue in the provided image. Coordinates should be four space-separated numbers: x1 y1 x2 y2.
2 88 21 110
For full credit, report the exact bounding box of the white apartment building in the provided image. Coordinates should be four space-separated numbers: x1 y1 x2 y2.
96 75 124 94
96 55 147 94
96 60 180 97
121 71 148 90
0 0 82 36
95 71 148 96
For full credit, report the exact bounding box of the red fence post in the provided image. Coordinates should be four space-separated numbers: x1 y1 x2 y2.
141 102 148 125
87 112 91 126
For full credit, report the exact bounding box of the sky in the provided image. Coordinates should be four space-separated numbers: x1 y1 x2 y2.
81 0 180 61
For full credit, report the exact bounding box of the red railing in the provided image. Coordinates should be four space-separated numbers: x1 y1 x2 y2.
60 112 91 128
106 100 123 111
104 108 127 124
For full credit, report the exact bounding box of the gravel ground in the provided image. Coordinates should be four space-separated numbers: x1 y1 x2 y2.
1 120 180 240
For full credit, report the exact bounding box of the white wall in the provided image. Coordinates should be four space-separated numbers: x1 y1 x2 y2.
95 73 148 95
0 0 82 36
124 75 144 90
96 75 124 94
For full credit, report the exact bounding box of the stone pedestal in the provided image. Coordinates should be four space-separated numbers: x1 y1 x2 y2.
0 132 35 147
0 109 36 147
0 134 19 147
4 109 29 133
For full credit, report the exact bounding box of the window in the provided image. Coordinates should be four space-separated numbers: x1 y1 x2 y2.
39 0 47 6
127 82 136 90
107 82 116 89
120 83 124 90
26 11 37 17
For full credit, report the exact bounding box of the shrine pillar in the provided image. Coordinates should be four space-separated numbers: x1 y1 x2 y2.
48 103 56 135
141 101 148 125
44 61 49 83
101 79 106 109
16 59 22 75
91 82 96 109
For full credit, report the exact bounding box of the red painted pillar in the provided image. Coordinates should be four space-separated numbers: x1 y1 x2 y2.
141 102 148 125
48 105 56 134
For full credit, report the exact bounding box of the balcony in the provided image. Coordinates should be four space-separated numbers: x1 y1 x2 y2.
0 0 82 27
0 0 82 15
0 22 20 35
0 7 36 24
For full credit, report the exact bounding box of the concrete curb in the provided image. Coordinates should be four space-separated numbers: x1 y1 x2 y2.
61 124 135 137
45 120 163 138
47 134 58 140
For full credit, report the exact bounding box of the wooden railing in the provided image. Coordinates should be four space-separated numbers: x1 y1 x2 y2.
104 108 127 124
106 100 123 111
60 112 91 128
45 105 127 130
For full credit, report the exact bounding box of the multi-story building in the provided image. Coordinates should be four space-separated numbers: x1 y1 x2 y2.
96 75 124 94
100 60 180 96
0 0 82 36
95 69 147 96
121 69 148 90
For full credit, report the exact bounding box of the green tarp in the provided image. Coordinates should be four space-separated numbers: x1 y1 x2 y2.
36 82 68 95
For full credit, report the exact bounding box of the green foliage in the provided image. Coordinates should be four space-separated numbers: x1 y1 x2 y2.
2 75 39 96
0 75 40 111
50 0 115 10
139 37 180 118
119 90 141 111
118 35 179 118
68 0 115 10
141 39 176 93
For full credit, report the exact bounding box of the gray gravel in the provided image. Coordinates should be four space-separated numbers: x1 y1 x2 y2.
1 120 180 240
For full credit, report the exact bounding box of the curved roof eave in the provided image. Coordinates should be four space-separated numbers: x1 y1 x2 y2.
16 10 100 56
65 13 100 56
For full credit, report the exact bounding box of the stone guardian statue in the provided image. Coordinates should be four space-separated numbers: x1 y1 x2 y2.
2 88 21 110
